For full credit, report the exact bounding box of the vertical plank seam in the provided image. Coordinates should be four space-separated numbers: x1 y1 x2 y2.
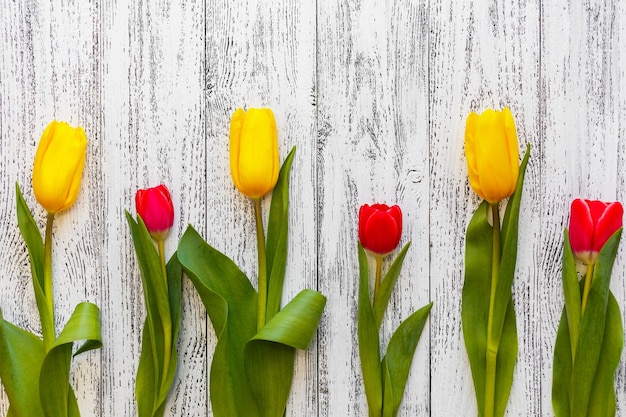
427 0 433 415
98 0 104 415
314 1 320 416
538 0 544 414
203 0 209 414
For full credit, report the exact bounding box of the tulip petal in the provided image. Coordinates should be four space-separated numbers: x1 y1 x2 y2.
363 212 400 255
230 108 279 199
503 108 520 196
32 121 87 213
229 108 245 191
569 199 594 262
593 202 624 253
464 112 484 199
474 110 514 203
464 109 519 203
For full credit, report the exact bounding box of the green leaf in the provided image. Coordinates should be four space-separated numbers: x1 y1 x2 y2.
569 230 621 417
462 201 492 416
552 305 573 417
491 143 529 353
245 289 326 417
461 208 519 417
39 302 102 417
0 309 46 417
15 183 51 342
265 147 296 322
552 289 623 417
381 302 432 417
357 243 383 417
178 225 259 417
373 243 411 329
562 230 581 359
126 212 182 417
586 291 623 417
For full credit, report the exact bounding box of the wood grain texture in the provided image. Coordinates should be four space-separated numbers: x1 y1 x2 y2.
100 0 207 415
0 0 102 415
429 0 541 416
205 0 318 415
317 1 430 416
542 1 626 416
0 0 626 416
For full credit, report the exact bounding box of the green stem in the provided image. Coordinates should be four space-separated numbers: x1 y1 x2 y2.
254 199 268 331
581 263 594 317
42 213 56 351
157 238 172 389
373 255 383 304
485 202 501 417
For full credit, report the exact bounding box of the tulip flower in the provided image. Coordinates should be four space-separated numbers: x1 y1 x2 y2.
568 199 623 265
358 204 402 256
229 107 281 330
129 183 180 417
229 107 280 200
135 184 175 241
358 203 402 303
552 200 624 417
356 203 432 417
464 107 519 203
462 109 530 417
32 120 87 213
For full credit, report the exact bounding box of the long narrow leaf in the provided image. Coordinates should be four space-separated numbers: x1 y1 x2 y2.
245 289 326 417
127 212 182 417
373 243 411 329
570 230 621 417
552 306 573 417
491 143 529 351
462 201 492 415
493 295 517 417
357 243 383 417
381 302 432 417
265 147 296 321
178 225 259 417
562 230 581 359
586 291 622 417
15 184 50 341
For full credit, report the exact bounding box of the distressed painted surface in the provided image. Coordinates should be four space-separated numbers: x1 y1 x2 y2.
0 0 625 416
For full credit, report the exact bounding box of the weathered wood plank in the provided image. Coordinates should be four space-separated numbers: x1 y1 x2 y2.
429 0 542 416
100 0 207 415
205 0 318 415
0 0 102 415
1 1 626 416
542 1 626 415
317 1 431 416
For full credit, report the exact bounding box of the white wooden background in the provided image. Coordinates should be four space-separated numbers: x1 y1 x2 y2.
0 0 625 416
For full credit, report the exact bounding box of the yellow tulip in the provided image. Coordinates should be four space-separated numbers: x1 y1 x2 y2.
32 120 87 213
464 107 519 203
229 108 280 199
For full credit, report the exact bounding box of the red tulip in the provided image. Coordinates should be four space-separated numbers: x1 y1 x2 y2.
135 184 175 240
359 204 402 256
569 199 623 264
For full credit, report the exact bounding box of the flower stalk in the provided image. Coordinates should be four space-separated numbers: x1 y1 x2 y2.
254 198 268 331
485 202 501 417
42 212 56 351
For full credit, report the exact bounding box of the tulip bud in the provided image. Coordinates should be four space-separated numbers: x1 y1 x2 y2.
135 184 175 241
229 107 280 199
358 204 402 256
32 120 87 213
464 107 520 203
569 199 623 264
